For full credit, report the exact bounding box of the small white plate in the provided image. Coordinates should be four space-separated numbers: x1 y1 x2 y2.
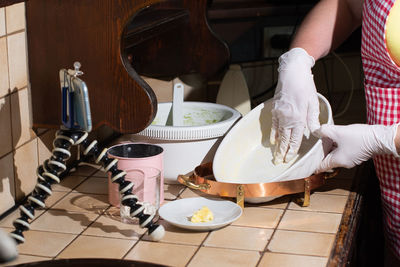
159 197 242 231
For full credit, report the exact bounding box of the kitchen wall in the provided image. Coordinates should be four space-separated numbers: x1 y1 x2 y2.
0 2 117 216
0 2 67 215
1 2 33 214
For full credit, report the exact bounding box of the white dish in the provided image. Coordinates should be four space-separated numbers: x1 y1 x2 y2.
122 102 241 183
213 93 333 184
158 197 242 231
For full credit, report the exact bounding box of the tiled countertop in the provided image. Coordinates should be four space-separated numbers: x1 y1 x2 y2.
0 163 356 267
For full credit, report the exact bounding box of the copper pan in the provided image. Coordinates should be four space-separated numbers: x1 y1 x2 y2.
178 162 338 208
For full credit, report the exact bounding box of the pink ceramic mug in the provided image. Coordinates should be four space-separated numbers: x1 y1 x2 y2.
107 143 164 207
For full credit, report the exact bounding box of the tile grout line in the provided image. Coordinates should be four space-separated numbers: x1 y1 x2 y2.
17 252 52 259
4 8 17 204
52 208 107 259
259 228 338 236
184 231 212 266
51 233 81 260
120 218 151 260
192 243 274 254
255 197 291 267
5 28 25 37
284 207 346 215
257 250 331 259
122 186 190 260
0 85 30 101
228 223 340 235
34 169 107 259
40 168 94 213
54 175 91 194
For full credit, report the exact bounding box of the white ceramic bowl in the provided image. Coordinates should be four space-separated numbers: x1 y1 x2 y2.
213 93 333 184
128 102 241 183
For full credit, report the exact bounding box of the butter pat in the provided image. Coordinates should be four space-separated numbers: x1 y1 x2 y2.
190 206 214 223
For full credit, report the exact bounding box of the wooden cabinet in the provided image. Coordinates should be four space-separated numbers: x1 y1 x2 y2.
26 0 229 134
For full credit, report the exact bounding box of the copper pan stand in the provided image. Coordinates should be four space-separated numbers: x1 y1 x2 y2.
178 162 338 209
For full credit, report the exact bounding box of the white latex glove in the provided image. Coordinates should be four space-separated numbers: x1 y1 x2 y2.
316 123 400 173
270 48 320 164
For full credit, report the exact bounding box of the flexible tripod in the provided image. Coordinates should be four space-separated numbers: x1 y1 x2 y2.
9 129 165 245
0 63 165 262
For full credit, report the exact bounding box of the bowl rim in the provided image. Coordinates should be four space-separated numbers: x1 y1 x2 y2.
137 101 242 141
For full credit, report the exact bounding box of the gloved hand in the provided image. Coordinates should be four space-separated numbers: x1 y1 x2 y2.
316 123 400 173
270 48 320 164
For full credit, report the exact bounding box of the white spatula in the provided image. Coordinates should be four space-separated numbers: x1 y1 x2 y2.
172 82 184 126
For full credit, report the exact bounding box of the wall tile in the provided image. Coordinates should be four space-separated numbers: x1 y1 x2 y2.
0 95 12 157
0 37 9 97
37 129 56 164
7 31 27 90
5 2 25 34
0 8 5 37
0 153 15 214
11 88 35 148
14 138 38 200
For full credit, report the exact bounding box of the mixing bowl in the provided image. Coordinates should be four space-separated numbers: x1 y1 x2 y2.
213 93 333 183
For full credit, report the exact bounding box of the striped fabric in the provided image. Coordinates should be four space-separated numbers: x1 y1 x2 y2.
362 0 400 259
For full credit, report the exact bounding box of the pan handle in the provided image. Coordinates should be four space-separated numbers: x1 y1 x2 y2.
323 169 340 179
178 175 211 191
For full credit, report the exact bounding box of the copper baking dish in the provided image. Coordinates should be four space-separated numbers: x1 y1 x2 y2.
178 162 338 208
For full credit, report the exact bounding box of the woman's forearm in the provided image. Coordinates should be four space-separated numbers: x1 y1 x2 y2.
290 0 363 61
395 125 400 154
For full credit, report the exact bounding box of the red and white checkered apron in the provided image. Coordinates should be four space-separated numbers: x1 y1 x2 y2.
362 0 400 258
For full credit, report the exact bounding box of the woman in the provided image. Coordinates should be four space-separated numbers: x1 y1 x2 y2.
270 0 400 264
